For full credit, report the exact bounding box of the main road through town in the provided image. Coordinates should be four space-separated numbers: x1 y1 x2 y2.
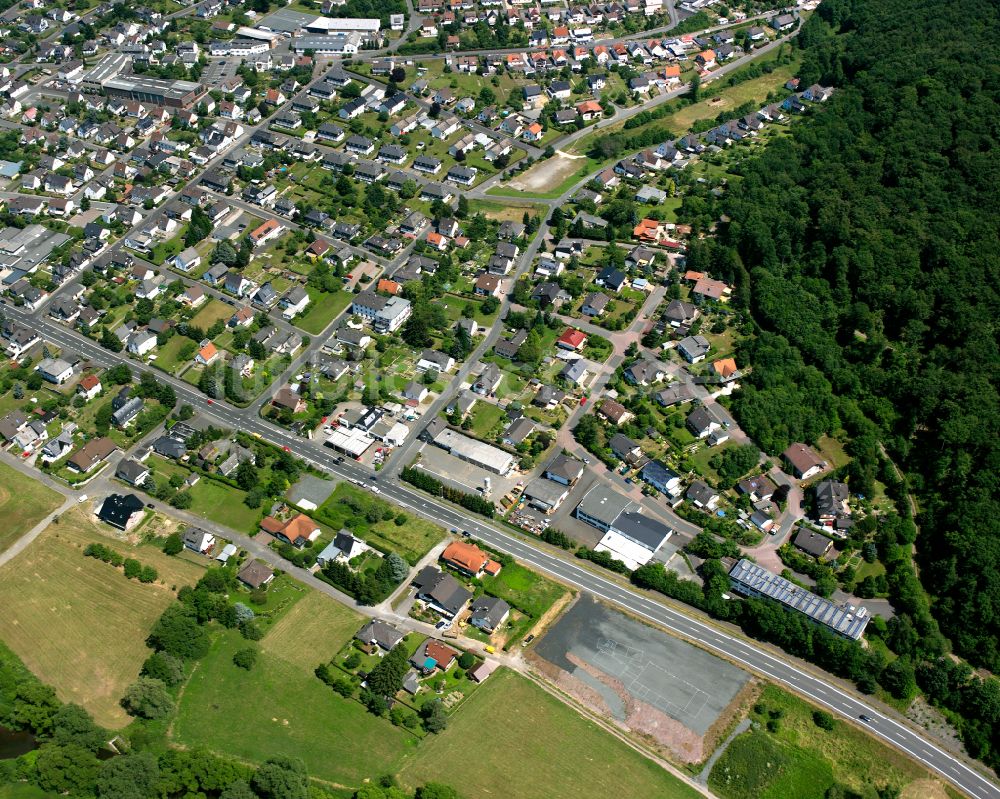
7 305 998 799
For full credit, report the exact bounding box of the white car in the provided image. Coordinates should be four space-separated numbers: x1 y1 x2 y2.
77 494 88 503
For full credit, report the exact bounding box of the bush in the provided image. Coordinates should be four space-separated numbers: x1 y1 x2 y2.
239 621 263 641
163 533 184 555
233 647 258 671
457 652 475 670
812 710 835 730
141 652 185 687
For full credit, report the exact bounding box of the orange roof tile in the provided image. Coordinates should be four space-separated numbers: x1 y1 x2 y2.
442 540 489 573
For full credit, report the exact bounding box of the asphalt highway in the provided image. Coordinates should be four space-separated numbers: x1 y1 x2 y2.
12 303 999 799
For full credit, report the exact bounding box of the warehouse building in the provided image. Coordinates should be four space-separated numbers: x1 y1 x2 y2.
575 485 674 570
102 75 205 108
728 558 870 640
82 52 129 92
291 33 364 55
431 428 515 476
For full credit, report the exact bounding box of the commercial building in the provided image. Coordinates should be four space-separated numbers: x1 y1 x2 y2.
431 427 516 476
103 75 206 108
81 52 129 92
575 485 673 570
728 559 870 640
291 33 364 54
302 16 380 34
0 225 72 276
324 426 375 458
522 477 571 513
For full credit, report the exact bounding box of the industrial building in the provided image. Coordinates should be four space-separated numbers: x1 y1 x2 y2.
431 428 515 476
728 559 870 640
103 75 206 108
82 52 130 92
575 485 673 570
291 33 364 54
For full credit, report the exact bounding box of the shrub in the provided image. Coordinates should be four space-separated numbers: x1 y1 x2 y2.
163 533 184 555
233 648 258 670
121 677 174 720
812 710 835 730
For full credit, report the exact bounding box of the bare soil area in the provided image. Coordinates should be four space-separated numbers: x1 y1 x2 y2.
507 152 586 193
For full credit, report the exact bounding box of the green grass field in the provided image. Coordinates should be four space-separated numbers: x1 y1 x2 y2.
481 562 568 645
313 483 445 564
0 787 59 799
397 669 702 799
146 457 264 532
294 286 354 335
468 402 505 438
189 299 235 331
709 686 948 799
0 461 62 554
173 593 414 786
0 507 204 728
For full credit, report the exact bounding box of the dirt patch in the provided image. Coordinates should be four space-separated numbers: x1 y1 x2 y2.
900 779 950 799
905 695 966 755
526 589 574 639
506 152 586 193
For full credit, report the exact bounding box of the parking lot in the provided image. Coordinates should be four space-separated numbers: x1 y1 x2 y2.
411 442 523 501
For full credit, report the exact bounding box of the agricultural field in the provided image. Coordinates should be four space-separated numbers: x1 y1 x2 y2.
172 590 413 787
708 686 950 799
312 483 445 564
0 461 63 554
396 669 702 799
0 507 204 727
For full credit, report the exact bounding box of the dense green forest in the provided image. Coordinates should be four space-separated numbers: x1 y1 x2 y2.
684 0 1000 678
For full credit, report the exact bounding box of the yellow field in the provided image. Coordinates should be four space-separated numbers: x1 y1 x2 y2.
0 508 204 727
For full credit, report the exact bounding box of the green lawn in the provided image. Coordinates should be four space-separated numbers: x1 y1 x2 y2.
709 685 945 799
154 334 197 375
313 483 445 565
294 286 354 335
146 457 263 533
190 299 235 331
173 606 412 786
0 787 59 798
468 402 505 438
0 460 63 555
397 669 702 799
148 226 189 265
480 562 568 645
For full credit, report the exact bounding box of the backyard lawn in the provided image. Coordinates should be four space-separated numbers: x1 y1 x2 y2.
396 669 702 799
0 460 63 555
313 483 445 564
189 299 235 331
0 507 204 727
468 402 506 438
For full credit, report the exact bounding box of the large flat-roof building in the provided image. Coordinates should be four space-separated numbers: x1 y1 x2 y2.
103 75 206 108
431 428 515 476
303 16 380 34
0 225 72 276
575 485 673 570
291 33 364 54
82 52 130 92
728 558 870 640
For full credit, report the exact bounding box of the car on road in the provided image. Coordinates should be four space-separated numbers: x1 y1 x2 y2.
859 714 874 723
335 456 345 463
282 446 290 452
435 619 449 630
206 399 214 405
77 494 88 503
370 487 380 494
